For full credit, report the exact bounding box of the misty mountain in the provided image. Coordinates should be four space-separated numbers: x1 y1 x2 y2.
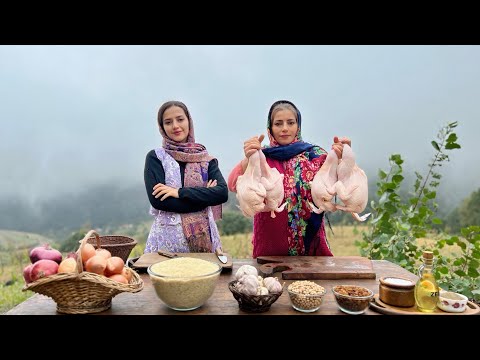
0 167 466 239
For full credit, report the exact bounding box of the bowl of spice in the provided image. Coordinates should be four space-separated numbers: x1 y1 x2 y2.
332 285 374 315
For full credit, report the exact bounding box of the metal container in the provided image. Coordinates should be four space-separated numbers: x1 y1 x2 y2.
379 277 415 307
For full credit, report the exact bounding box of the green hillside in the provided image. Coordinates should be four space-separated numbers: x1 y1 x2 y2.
0 229 57 251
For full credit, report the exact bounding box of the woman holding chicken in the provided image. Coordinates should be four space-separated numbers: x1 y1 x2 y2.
228 100 350 257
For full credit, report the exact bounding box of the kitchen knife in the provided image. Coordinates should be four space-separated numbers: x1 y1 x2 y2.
215 247 228 264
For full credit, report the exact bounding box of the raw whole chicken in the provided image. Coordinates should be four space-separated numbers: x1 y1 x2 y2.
309 149 339 214
331 144 370 222
236 150 267 217
258 150 286 218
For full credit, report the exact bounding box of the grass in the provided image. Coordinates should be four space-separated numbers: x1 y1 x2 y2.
0 230 56 250
221 225 367 258
0 282 32 314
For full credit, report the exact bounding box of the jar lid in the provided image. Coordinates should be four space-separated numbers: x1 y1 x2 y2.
379 277 415 289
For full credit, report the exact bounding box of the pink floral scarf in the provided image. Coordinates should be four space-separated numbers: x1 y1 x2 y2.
159 113 222 252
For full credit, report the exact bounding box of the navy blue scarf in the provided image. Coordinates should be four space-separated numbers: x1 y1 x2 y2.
262 141 316 161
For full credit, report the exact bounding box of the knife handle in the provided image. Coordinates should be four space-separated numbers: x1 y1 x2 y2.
215 247 224 256
158 250 177 258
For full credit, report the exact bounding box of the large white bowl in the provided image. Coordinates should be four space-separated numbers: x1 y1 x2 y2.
148 257 222 311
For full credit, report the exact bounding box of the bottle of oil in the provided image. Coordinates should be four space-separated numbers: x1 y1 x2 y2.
414 250 440 312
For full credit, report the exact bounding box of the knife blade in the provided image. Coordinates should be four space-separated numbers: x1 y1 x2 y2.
215 247 228 264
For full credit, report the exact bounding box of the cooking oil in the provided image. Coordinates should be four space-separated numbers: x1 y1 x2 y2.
414 251 440 313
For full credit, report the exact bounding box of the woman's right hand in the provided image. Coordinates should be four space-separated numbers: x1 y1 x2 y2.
206 179 217 188
243 134 265 158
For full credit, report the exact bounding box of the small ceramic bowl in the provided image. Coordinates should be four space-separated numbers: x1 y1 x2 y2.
437 290 468 313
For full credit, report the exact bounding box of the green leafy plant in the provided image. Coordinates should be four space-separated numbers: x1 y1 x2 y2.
357 121 480 302
357 122 461 274
435 226 480 302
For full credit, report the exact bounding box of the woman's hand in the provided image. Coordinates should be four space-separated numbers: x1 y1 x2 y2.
152 183 179 201
243 134 265 158
206 179 217 188
331 136 352 159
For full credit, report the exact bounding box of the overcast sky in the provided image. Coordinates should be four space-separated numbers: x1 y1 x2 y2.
1 45 479 205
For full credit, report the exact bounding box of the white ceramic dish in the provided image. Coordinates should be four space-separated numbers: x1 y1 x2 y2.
437 290 468 313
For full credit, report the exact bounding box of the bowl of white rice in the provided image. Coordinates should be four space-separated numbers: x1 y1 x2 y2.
147 257 222 311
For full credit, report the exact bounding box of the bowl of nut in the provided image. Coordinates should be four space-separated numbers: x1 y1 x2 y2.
332 285 374 315
287 280 326 313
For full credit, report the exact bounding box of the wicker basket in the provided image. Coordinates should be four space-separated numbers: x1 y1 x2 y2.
228 280 283 313
86 234 137 263
23 230 144 314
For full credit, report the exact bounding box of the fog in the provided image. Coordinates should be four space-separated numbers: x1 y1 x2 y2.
1 45 479 207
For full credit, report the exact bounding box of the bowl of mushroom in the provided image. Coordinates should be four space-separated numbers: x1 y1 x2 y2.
228 265 284 313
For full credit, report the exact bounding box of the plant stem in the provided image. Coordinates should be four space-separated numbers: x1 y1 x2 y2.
411 136 445 213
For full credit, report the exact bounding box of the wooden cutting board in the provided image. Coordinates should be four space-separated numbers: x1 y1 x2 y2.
130 252 233 272
256 256 376 279
370 295 480 315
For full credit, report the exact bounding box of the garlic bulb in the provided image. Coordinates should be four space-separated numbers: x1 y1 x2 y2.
235 265 258 280
235 274 259 295
263 277 283 293
257 286 269 295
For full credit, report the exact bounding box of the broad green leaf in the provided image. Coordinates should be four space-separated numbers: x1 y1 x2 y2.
469 259 479 269
454 270 467 277
425 191 436 199
446 133 458 142
445 143 461 149
468 268 479 278
453 258 464 266
437 266 449 274
431 141 440 151
392 174 404 184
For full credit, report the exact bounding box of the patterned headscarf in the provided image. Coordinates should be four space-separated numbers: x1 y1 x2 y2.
262 100 327 255
157 101 221 252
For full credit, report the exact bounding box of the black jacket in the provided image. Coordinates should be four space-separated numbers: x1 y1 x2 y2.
144 149 228 213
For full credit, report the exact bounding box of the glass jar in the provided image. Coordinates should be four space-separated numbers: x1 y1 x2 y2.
414 251 440 313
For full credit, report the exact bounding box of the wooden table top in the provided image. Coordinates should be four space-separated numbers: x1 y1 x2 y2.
6 259 418 315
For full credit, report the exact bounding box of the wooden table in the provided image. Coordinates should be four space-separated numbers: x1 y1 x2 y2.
5 259 417 315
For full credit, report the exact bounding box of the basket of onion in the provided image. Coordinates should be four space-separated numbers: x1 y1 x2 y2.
22 230 144 314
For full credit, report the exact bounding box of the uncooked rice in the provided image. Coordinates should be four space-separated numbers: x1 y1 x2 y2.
149 257 221 310
150 257 219 277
